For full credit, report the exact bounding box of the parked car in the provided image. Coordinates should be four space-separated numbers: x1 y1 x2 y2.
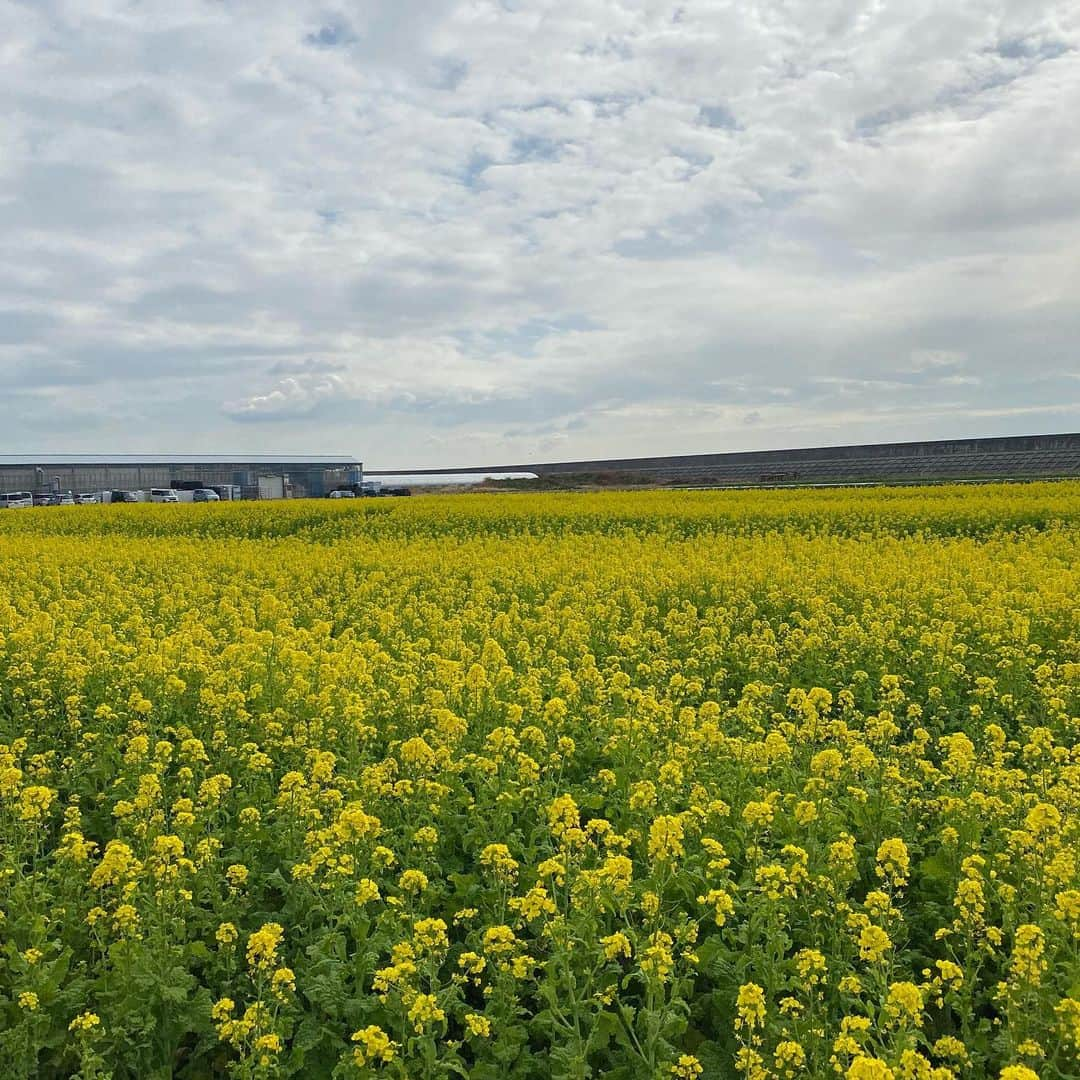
150 488 180 503
49 491 75 506
32 492 53 506
110 490 141 504
76 493 99 505
193 488 220 502
328 489 356 498
0 491 33 509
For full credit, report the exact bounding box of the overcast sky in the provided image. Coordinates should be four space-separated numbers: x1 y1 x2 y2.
2 0 1078 466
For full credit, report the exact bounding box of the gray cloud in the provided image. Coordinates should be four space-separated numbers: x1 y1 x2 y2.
1 0 1078 464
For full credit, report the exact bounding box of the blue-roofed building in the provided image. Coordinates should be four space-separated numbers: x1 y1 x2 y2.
0 454 362 500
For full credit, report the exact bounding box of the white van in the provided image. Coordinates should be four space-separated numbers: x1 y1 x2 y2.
0 491 33 509
150 488 180 503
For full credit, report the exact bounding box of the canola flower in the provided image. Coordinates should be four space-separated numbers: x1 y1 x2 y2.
0 485 1079 1077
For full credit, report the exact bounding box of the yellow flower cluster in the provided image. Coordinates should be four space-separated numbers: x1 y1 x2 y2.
1 484 1079 1077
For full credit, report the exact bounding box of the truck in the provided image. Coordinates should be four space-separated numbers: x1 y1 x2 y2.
257 476 287 500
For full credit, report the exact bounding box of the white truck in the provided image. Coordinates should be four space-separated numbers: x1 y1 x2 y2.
257 475 286 500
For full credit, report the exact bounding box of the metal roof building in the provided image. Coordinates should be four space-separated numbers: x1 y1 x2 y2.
369 432 1080 487
0 454 362 500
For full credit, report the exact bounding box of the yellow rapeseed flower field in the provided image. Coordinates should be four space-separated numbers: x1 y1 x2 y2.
1 484 1079 1079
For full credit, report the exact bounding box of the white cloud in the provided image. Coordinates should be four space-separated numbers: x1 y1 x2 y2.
909 350 966 371
1 0 1078 462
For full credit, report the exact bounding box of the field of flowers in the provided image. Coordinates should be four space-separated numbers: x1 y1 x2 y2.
1 484 1079 1080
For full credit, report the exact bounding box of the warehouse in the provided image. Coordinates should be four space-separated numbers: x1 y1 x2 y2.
0 454 362 501
369 432 1080 487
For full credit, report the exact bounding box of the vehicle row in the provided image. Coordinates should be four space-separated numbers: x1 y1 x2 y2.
327 483 411 498
1 485 409 507
0 488 222 508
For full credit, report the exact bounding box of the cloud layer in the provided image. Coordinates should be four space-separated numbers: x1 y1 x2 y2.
2 0 1078 464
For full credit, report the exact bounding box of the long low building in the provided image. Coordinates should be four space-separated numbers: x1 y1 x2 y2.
368 432 1080 487
0 454 362 500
